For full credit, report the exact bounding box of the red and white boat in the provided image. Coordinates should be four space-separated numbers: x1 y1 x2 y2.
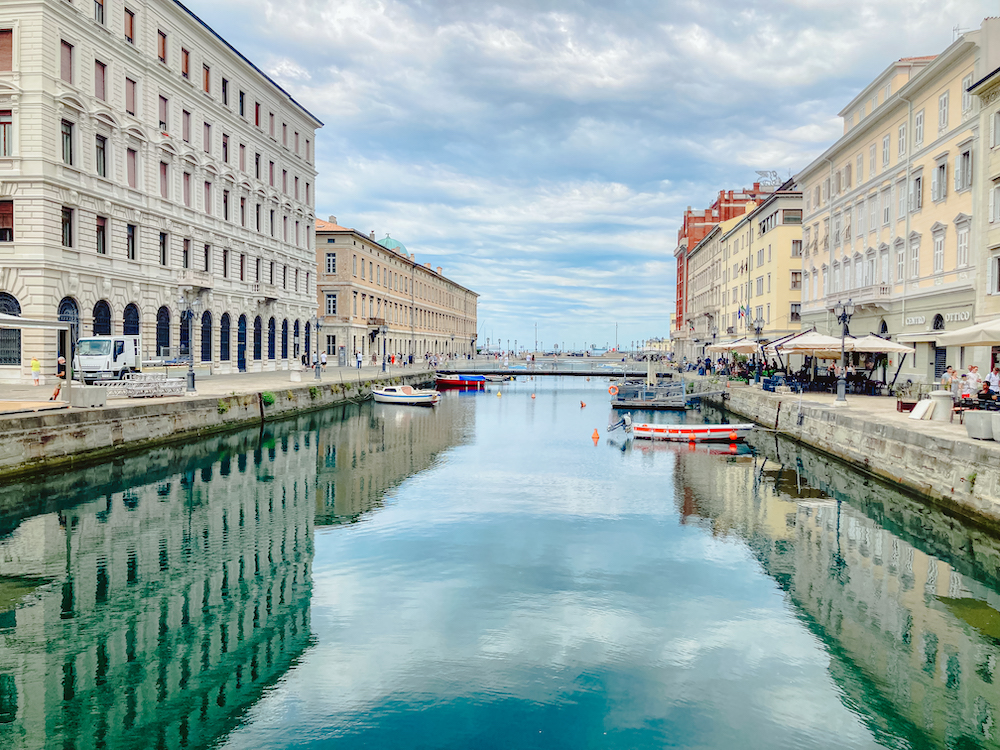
631 422 755 442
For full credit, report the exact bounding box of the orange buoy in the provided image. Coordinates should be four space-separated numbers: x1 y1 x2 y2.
608 385 619 395
592 429 600 440
580 401 586 408
729 431 738 441
497 391 502 398
531 393 536 399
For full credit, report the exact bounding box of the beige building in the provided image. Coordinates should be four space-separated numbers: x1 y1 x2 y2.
970 61 1000 345
681 214 742 360
315 218 478 363
797 21 1000 382
0 0 321 380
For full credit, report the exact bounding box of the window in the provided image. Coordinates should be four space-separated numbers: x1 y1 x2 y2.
94 61 106 100
931 159 947 202
282 123 287 146
915 109 924 147
203 244 210 272
239 90 245 117
221 77 227 104
203 122 210 153
159 162 168 198
60 41 72 83
957 224 970 267
896 241 905 282
182 110 190 142
882 188 891 225
963 74 974 113
910 236 920 278
126 148 136 188
159 231 167 265
0 200 10 242
240 196 245 226
0 110 9 157
125 77 136 115
932 229 945 273
255 203 260 231
856 153 863 184
158 95 168 131
126 223 136 259
898 123 907 156
157 31 167 63
222 247 228 277
844 163 852 189
222 134 229 162
790 271 802 290
325 293 337 316
306 183 310 203
869 143 876 174
269 161 274 186
222 189 229 220
255 153 260 179
203 181 211 214
181 48 189 78
897 179 906 219
326 252 336 273
352 255 357 275
61 120 73 165
124 9 134 44
0 31 10 72
939 91 949 132
782 209 801 225
282 169 287 193
255 102 260 127
755 276 763 295
294 131 299 153
882 134 890 166
269 113 274 137
294 176 299 200
183 172 191 206
182 238 189 268
869 196 876 230
239 143 245 171
61 207 73 247
956 146 973 191
910 174 923 211
790 303 801 322
305 138 310 162
96 216 106 254
269 209 274 237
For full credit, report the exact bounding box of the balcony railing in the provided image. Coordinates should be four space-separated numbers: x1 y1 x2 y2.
180 269 213 290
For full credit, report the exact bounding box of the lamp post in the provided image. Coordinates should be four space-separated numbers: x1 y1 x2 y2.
833 299 855 404
379 323 388 371
178 291 199 393
314 317 323 380
752 316 764 384
451 333 454 359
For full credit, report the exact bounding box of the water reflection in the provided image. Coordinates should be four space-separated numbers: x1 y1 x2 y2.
674 415 1000 749
0 417 318 750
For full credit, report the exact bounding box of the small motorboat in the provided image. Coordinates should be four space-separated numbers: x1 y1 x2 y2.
435 373 487 389
608 414 754 442
372 384 441 406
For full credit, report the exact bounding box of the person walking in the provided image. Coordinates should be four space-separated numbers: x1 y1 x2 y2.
967 364 982 393
356 350 362 369
320 350 327 371
987 365 1000 394
49 356 66 400
30 356 41 385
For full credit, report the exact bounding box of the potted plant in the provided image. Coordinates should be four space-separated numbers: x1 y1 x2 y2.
894 381 919 413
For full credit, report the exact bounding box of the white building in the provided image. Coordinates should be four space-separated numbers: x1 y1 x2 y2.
0 0 322 380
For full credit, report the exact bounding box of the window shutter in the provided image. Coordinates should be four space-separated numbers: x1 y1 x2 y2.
955 155 961 192
908 179 915 211
94 62 105 101
0 30 12 71
158 96 167 128
931 167 938 202
159 162 167 197
990 184 996 223
60 41 72 83
126 148 136 188
125 78 135 114
993 112 998 147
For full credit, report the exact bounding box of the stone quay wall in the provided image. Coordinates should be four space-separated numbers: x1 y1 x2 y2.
0 372 432 479
703 385 1000 531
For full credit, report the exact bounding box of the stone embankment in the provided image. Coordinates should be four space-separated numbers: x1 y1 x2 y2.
0 371 431 479
699 381 1000 531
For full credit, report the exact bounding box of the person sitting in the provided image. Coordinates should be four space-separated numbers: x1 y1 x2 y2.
979 380 998 404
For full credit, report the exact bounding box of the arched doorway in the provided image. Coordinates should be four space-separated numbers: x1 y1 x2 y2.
57 297 80 360
879 320 888 336
237 314 247 371
93 300 112 335
933 314 947 380
293 320 300 359
281 319 288 359
267 317 275 360
156 307 170 356
179 310 193 359
220 313 231 361
0 292 21 366
123 303 140 336
253 316 262 360
200 311 212 362
304 321 311 364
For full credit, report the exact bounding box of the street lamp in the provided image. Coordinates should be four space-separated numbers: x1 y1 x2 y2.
178 291 199 393
833 299 855 404
379 323 388 371
752 316 764 384
314 317 323 380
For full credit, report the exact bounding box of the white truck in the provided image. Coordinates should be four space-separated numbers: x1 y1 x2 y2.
73 335 142 383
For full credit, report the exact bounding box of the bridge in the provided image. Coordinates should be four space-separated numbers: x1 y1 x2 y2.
436 357 674 379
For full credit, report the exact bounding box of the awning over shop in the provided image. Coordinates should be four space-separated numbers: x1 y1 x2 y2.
934 317 1000 347
0 313 71 332
896 332 945 343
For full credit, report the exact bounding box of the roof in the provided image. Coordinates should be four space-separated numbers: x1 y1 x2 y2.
172 0 323 127
315 218 351 232
379 235 408 254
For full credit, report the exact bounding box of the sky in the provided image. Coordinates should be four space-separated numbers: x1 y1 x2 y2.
193 0 999 352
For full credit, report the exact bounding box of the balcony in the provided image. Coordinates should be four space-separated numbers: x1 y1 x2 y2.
367 317 386 326
180 269 213 291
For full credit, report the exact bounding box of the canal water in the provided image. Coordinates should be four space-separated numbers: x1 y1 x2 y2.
2 377 1000 749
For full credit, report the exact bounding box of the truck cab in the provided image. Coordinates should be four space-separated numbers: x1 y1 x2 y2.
73 335 141 383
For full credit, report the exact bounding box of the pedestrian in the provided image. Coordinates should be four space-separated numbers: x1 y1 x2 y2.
988 365 1000 394
49 356 66 400
320 350 327 371
941 365 956 397
967 364 982 392
356 350 362 369
30 356 40 385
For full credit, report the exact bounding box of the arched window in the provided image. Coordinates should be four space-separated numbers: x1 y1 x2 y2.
123 303 140 335
200 311 213 362
304 321 311 362
220 313 231 361
93 300 112 335
156 307 170 356
253 316 262 360
879 320 889 336
267 317 276 360
179 310 192 358
58 297 80 359
933 314 945 331
0 292 21 366
293 319 300 358
237 314 247 371
281 319 288 359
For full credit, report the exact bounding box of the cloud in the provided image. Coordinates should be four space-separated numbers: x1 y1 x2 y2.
192 0 998 347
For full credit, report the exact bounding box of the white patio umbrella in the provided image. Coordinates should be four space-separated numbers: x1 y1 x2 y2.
774 331 845 355
707 338 759 354
935 317 1000 347
848 335 915 354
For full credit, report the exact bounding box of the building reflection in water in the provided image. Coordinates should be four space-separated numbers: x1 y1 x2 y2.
0 417 317 750
672 428 1000 749
314 401 470 526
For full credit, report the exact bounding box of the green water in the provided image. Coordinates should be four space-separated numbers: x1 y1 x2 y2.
1 377 1000 749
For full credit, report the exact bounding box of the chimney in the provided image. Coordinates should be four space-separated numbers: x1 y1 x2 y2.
436 266 443 275
328 215 337 224
370 231 375 240
410 254 415 261
424 263 431 268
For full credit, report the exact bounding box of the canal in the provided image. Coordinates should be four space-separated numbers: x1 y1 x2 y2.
2 377 1000 749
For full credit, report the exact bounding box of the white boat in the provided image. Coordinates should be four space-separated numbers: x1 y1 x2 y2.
372 384 441 406
608 414 754 442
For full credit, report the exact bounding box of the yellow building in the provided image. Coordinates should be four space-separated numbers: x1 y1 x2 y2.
683 215 742 359
797 21 1000 382
969 60 1000 333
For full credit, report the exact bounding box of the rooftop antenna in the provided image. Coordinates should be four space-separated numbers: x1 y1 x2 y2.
954 24 969 41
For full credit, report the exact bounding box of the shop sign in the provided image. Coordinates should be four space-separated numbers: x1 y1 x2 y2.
905 316 925 326
945 311 971 323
